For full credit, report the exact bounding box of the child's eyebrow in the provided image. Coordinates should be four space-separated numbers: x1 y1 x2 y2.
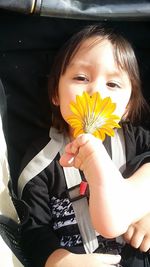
108 71 124 77
69 61 92 69
69 62 126 79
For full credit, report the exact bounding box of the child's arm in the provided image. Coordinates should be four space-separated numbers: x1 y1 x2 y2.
60 134 150 238
45 248 121 267
123 213 150 252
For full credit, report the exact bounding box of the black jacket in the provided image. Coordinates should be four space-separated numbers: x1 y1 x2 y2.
19 122 150 267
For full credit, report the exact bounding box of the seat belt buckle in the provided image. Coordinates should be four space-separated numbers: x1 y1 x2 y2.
67 182 88 202
79 181 88 195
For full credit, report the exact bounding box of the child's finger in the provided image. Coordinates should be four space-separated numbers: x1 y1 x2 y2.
139 236 150 252
60 133 101 168
64 141 79 155
98 253 121 265
68 134 95 154
59 152 74 167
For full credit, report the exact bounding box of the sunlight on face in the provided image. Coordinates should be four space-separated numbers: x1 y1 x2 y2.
58 37 132 126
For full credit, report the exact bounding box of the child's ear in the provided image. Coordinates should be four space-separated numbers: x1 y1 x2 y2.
52 96 60 106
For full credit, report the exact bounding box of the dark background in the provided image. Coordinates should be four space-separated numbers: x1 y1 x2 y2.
0 11 150 193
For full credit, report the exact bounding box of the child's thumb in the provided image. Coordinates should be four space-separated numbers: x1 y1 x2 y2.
98 253 121 265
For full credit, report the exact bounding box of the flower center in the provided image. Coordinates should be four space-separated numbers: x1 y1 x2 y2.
84 115 105 134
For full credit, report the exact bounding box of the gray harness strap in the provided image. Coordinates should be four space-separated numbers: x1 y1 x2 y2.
111 128 126 173
18 127 64 199
18 127 98 253
62 166 98 253
111 128 126 245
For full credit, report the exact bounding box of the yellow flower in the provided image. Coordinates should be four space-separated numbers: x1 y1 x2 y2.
66 91 121 140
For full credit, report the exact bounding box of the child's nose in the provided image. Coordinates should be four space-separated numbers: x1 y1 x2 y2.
89 81 107 98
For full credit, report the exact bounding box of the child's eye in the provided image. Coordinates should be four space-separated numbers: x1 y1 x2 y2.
73 75 89 82
107 82 121 89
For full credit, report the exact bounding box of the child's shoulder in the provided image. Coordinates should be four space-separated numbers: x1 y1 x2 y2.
20 133 50 173
122 121 150 149
122 121 150 136
19 127 65 175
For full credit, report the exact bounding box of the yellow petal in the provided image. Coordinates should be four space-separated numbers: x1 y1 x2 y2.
66 91 121 140
73 127 84 137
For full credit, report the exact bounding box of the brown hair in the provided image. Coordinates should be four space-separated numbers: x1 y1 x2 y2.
48 24 149 132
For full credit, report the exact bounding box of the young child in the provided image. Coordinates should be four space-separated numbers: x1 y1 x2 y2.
18 25 150 267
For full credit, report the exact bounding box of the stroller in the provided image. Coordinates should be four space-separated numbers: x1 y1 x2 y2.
0 1 150 266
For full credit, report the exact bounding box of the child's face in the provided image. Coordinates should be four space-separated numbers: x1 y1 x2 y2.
57 37 132 135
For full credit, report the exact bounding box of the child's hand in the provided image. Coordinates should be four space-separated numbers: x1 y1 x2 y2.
123 213 150 252
60 133 100 168
59 134 104 183
45 248 121 267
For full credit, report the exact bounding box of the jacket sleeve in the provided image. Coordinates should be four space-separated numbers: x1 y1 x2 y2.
21 168 62 267
19 136 63 267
